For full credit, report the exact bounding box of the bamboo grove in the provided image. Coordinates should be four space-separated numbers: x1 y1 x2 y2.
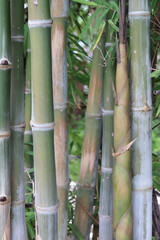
0 0 159 239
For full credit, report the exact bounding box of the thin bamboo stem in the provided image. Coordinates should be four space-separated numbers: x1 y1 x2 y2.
51 1 69 239
0 0 11 238
72 34 106 240
10 0 27 239
99 1 117 239
28 0 58 238
113 1 133 239
24 32 33 194
129 1 152 239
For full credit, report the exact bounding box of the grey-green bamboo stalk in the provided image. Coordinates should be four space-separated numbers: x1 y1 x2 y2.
99 2 117 238
129 1 152 239
10 0 27 239
51 1 69 239
72 33 106 240
113 1 133 239
24 32 33 194
28 0 58 239
0 0 11 238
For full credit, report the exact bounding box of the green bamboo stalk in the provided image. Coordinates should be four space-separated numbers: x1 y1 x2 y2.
129 1 152 239
24 32 33 194
72 32 106 240
50 1 69 239
28 0 58 239
99 2 117 238
113 1 133 239
10 0 28 239
0 0 11 238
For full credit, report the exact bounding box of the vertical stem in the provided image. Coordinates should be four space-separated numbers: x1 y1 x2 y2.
51 1 69 239
10 0 28 239
24 32 33 194
99 1 118 239
113 1 133 239
129 1 152 239
28 0 58 239
72 34 106 240
0 0 11 238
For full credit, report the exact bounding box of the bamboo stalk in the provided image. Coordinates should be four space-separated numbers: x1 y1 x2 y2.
129 1 152 239
0 0 11 238
72 32 106 240
99 1 117 239
24 32 33 194
10 0 27 239
51 1 69 239
28 0 58 238
113 1 133 239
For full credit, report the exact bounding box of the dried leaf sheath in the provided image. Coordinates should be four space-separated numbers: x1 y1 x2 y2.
51 1 69 239
113 1 133 239
0 0 11 238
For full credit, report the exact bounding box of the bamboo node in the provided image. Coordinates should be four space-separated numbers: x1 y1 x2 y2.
35 202 59 214
98 212 112 220
142 105 151 112
54 102 68 110
10 122 26 130
101 167 113 173
0 131 10 138
30 121 54 131
85 113 102 119
129 11 150 17
105 42 114 47
102 109 114 116
11 199 25 206
28 19 52 28
11 36 24 42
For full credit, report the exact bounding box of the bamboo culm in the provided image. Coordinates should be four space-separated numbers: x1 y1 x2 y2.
51 1 69 239
72 34 106 240
113 1 133 239
99 1 118 239
24 32 33 195
129 0 152 239
28 0 58 238
10 0 27 239
0 0 11 238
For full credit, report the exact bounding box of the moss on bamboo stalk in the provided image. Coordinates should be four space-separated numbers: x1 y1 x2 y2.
51 1 69 239
28 0 58 238
113 1 133 239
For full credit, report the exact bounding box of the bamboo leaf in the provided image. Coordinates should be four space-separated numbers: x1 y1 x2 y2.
72 0 98 6
89 20 106 53
108 19 119 32
68 224 84 240
80 8 103 40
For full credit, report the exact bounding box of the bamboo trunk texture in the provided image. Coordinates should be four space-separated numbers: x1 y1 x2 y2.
24 32 33 194
113 1 133 239
0 0 11 239
28 0 58 239
72 35 106 240
129 1 152 239
10 0 27 239
51 1 69 239
99 2 117 238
